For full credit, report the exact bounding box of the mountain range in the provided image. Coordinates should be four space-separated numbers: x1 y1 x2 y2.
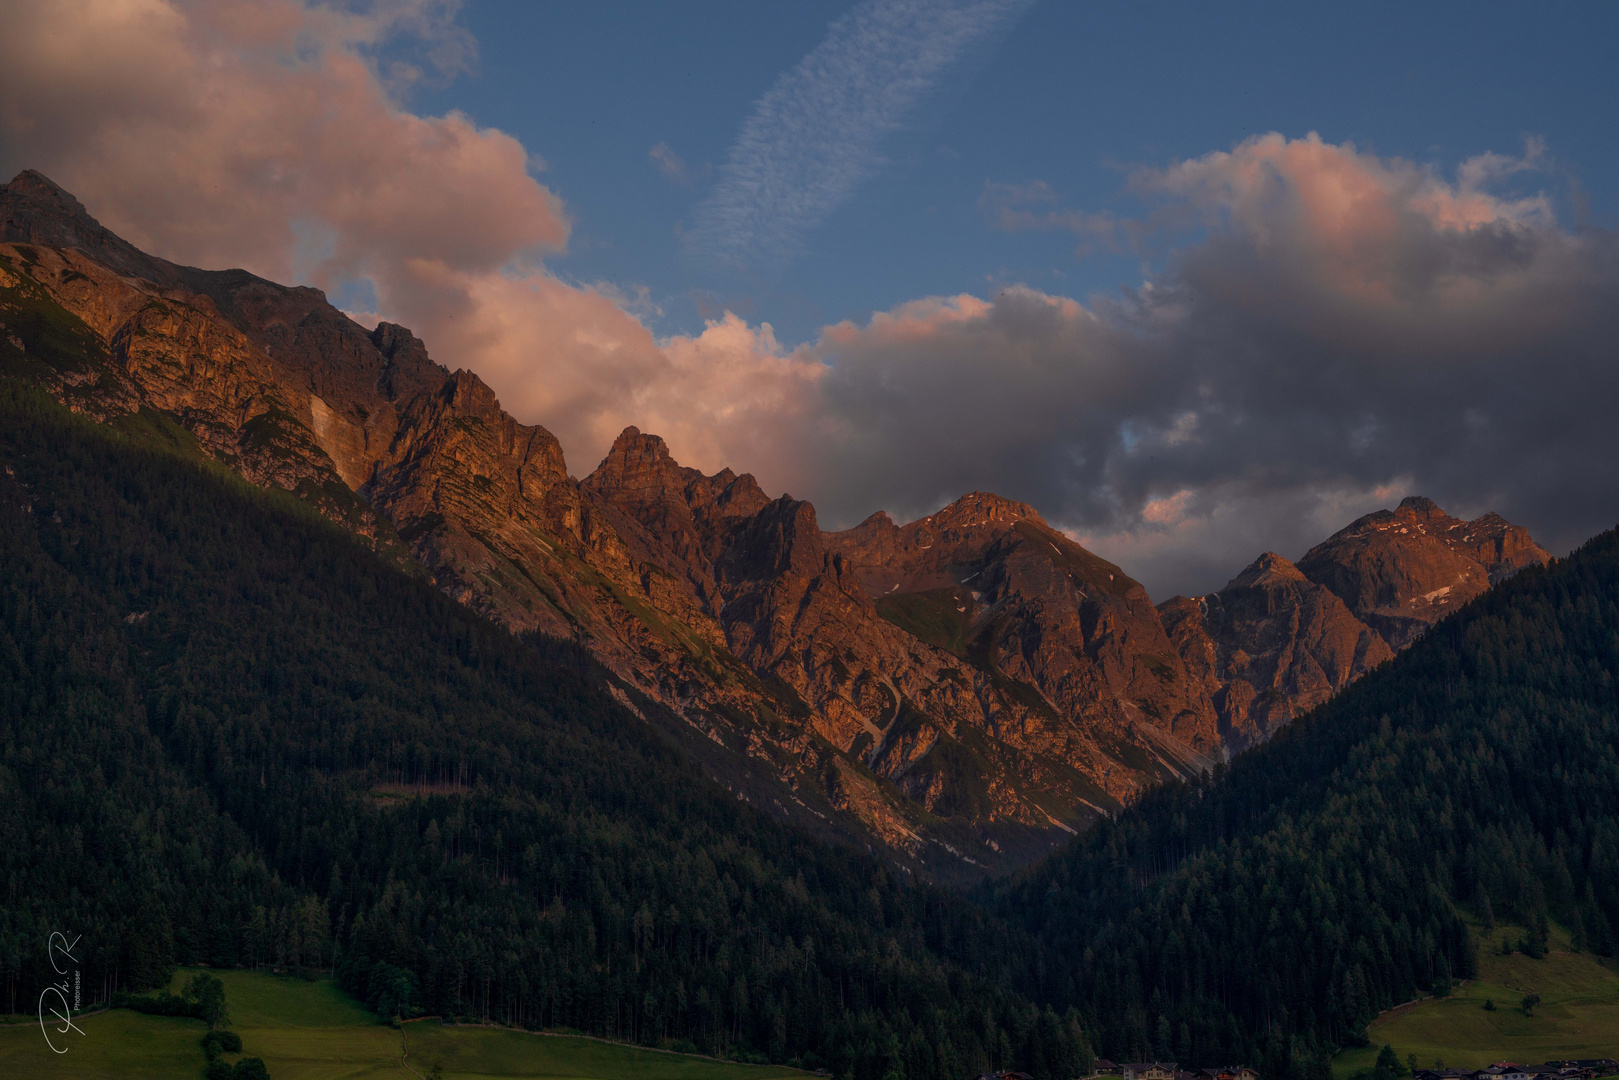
0 169 1549 877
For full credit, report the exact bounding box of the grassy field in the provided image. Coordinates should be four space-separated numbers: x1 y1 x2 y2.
0 968 806 1080
1335 923 1619 1077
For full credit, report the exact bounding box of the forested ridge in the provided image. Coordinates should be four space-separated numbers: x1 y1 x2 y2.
0 382 1089 1080
996 520 1619 1077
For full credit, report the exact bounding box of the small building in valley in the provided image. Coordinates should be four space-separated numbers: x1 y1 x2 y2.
1121 1063 1178 1080
1542 1063 1619 1079
1199 1066 1259 1080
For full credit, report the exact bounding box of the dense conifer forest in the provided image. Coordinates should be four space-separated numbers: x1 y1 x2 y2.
0 384 1089 1080
995 522 1619 1078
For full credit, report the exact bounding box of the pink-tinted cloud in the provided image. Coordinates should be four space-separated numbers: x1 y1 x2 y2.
0 0 565 287
386 257 827 485
1133 131 1557 305
0 0 833 486
979 179 1125 255
649 142 687 184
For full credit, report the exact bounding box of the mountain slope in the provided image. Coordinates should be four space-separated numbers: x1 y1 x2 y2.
583 432 1158 864
0 381 1090 1080
828 494 1220 765
995 523 1619 1077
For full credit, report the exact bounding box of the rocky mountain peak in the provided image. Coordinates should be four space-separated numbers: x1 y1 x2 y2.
5 170 92 219
443 369 502 415
2 172 1560 880
1296 494 1549 650
585 430 773 529
1395 494 1445 521
1228 551 1309 589
708 471 771 517
717 496 826 585
923 490 1043 531
825 491 1049 591
585 428 695 519
1176 548 1393 749
2 169 180 286
371 321 426 361
592 425 677 484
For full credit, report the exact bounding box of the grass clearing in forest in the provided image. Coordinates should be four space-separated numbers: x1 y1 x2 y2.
0 967 806 1079
1334 923 1619 1078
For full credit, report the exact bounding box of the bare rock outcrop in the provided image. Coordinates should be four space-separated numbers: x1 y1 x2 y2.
584 433 1147 851
828 493 1221 770
1160 553 1393 750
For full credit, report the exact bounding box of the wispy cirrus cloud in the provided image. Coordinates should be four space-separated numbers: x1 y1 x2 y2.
686 0 1032 273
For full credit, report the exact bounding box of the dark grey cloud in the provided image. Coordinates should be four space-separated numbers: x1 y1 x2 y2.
795 134 1619 599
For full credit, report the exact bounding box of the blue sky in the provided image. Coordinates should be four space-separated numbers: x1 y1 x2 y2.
409 0 1619 345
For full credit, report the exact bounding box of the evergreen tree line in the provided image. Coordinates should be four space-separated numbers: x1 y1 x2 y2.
992 524 1619 1078
0 383 1089 1080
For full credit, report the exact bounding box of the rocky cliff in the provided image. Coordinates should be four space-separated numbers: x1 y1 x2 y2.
580 431 1170 867
0 170 1551 877
826 494 1220 769
1158 553 1393 751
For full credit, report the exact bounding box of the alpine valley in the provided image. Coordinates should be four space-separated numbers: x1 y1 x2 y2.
0 170 1550 879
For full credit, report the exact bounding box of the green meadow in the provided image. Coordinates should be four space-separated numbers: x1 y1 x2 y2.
1335 924 1619 1077
0 968 806 1080
8 929 1615 1078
